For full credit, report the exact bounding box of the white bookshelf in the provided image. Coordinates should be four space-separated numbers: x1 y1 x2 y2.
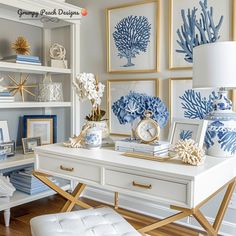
0 61 71 75
0 0 82 227
0 102 72 109
0 179 70 211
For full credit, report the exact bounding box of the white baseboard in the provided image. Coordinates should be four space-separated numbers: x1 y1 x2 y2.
82 187 236 236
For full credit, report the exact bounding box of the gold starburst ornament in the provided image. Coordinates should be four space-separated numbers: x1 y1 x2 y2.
12 36 31 55
6 73 37 102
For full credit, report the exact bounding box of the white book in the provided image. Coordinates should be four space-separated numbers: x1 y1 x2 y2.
115 139 170 152
16 60 42 66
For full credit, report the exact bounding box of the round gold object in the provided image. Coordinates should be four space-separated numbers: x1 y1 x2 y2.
136 110 160 144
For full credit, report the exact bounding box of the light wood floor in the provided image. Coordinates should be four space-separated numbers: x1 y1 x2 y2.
0 195 208 236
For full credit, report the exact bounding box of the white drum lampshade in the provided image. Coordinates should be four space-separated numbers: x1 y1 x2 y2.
193 42 236 158
193 41 236 89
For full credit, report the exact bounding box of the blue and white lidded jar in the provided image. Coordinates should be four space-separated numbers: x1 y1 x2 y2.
84 126 102 150
205 90 236 157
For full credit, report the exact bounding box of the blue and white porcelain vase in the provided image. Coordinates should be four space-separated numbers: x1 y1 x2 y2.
84 126 102 150
205 90 236 157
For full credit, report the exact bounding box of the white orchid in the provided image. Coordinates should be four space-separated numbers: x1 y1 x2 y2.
73 73 106 121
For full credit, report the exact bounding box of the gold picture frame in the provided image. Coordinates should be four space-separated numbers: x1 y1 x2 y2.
23 115 57 145
107 78 160 136
169 0 235 70
169 78 235 123
106 0 160 73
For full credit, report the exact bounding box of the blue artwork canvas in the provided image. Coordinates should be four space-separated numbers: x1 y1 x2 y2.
107 1 159 72
170 0 231 69
113 15 151 67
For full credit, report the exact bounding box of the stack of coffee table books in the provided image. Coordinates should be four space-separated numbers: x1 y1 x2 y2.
115 139 170 156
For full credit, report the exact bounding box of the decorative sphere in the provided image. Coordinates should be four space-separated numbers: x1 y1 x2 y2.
81 9 88 16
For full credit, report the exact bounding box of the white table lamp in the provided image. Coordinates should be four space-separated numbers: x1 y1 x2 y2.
193 42 236 157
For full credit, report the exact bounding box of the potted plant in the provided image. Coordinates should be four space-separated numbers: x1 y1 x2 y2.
73 73 108 138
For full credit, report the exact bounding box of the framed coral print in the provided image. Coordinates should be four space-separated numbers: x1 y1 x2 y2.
23 115 57 145
169 78 234 122
168 119 208 148
106 0 160 73
107 78 159 135
169 0 234 69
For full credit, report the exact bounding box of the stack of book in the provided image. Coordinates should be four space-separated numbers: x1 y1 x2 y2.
10 168 57 195
115 139 170 156
2 55 41 66
0 91 14 103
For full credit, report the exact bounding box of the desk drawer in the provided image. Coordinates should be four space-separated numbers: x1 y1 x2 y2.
105 169 188 204
38 155 100 183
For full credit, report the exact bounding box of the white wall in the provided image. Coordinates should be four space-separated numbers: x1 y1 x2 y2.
68 0 236 235
68 0 192 136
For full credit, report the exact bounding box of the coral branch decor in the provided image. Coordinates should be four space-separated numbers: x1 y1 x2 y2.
5 73 36 102
174 139 205 166
12 36 31 55
112 92 169 137
113 16 151 67
176 0 223 63
73 73 105 122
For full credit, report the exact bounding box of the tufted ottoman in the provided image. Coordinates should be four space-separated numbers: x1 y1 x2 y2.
30 207 141 236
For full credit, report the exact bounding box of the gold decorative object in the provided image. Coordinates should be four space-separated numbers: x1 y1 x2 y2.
136 110 160 144
64 124 91 148
174 139 205 166
6 73 37 102
123 151 175 162
12 36 31 55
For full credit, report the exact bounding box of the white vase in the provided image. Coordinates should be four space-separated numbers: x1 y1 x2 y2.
86 120 109 139
84 127 102 150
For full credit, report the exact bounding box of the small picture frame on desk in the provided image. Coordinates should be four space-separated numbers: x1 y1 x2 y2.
168 119 208 149
0 141 16 157
22 137 41 154
23 115 57 145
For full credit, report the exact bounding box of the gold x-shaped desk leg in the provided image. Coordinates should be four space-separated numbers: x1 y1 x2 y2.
33 171 92 212
138 178 236 236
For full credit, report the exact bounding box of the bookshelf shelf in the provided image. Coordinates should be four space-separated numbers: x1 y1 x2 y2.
0 61 71 75
0 102 72 109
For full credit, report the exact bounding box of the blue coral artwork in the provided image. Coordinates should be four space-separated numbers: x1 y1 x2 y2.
108 1 158 72
170 0 230 68
176 0 223 64
179 130 193 140
113 15 151 67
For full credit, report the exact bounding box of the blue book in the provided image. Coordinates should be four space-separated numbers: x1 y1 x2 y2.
16 55 39 60
0 92 11 96
16 58 41 63
3 55 39 60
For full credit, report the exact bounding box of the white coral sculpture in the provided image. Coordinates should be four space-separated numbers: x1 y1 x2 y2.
174 139 205 166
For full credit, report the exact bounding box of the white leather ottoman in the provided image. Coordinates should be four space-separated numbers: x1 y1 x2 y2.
30 207 141 236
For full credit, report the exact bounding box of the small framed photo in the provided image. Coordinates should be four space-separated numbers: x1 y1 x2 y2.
23 115 57 145
22 137 41 154
0 121 10 143
168 119 208 148
0 141 16 157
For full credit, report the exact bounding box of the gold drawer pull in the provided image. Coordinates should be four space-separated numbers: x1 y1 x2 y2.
132 181 152 189
60 165 74 172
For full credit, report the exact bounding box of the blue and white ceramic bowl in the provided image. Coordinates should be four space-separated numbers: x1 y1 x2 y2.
85 127 102 150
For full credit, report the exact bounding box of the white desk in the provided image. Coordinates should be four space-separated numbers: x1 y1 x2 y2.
34 143 236 236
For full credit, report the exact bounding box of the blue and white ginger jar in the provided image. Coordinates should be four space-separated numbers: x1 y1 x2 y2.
84 126 102 150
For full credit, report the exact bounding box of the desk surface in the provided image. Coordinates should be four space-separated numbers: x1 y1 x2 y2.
34 143 236 181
